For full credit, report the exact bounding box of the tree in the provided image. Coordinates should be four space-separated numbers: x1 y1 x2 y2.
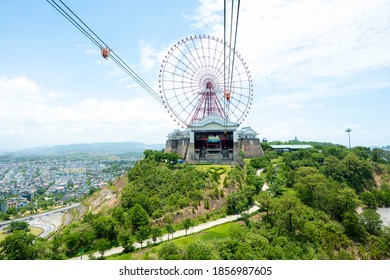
62 223 95 257
257 191 273 221
128 204 150 233
271 194 303 233
182 218 194 235
134 193 151 215
136 225 150 248
241 212 251 228
111 207 125 224
151 226 162 244
294 167 328 209
0 212 10 221
165 223 174 241
342 211 366 241
361 209 383 236
249 157 270 169
360 191 377 209
33 237 55 260
268 176 284 197
326 183 361 221
95 238 111 259
118 230 135 253
226 191 249 215
324 145 347 160
183 240 214 260
92 215 118 241
7 220 30 233
351 146 371 160
0 230 36 260
158 242 181 260
321 155 343 181
6 207 17 216
340 153 373 193
371 148 388 163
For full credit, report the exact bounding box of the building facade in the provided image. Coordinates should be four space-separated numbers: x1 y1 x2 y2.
0 197 28 213
165 114 263 164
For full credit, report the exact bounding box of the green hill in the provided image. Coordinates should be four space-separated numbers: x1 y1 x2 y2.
1 144 390 260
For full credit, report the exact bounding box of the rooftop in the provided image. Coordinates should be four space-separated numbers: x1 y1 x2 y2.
190 113 239 129
271 144 313 150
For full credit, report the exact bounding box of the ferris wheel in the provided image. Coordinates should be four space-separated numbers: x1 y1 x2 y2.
159 35 253 128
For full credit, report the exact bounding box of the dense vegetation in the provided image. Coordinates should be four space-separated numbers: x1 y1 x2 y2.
1 144 389 260
118 144 390 260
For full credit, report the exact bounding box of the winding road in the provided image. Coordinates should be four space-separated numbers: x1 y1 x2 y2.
0 203 80 237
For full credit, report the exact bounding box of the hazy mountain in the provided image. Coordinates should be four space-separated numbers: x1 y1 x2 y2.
9 142 165 156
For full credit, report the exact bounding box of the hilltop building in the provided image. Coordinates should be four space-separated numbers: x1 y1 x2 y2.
0 197 28 213
165 114 263 164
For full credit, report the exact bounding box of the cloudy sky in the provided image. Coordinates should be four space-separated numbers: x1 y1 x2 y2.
1 0 389 152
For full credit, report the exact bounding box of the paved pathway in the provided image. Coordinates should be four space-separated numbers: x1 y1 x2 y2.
73 203 260 260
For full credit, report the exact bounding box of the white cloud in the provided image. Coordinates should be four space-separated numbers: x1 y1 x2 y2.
193 0 390 86
0 76 172 150
287 103 304 110
190 0 223 30
139 41 158 72
0 76 39 100
76 43 99 55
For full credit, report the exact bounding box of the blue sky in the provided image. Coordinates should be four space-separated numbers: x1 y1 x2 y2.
1 0 389 152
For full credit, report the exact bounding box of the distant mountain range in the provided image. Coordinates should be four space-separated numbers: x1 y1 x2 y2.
6 142 165 156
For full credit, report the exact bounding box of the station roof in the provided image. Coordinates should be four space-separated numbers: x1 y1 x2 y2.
270 144 313 151
190 114 239 130
238 126 258 136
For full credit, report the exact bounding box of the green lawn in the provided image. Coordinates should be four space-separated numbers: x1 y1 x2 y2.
0 230 6 242
29 226 44 236
107 221 243 260
194 164 231 173
0 226 43 241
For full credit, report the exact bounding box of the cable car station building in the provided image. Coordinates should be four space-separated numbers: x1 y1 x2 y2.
165 114 263 165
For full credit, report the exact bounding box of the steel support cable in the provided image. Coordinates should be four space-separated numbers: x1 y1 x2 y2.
47 0 166 107
47 0 163 103
58 0 106 47
224 0 241 124
223 0 227 127
60 0 163 104
229 0 240 92
109 52 164 105
109 55 164 105
47 0 102 49
227 0 235 91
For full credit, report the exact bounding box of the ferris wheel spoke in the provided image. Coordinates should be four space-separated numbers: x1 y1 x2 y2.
160 35 253 127
213 48 227 83
199 37 207 69
165 89 198 106
190 38 206 70
169 51 199 78
229 98 249 117
228 96 247 114
183 39 204 72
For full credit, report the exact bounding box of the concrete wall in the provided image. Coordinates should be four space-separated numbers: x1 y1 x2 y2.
165 135 264 164
164 139 177 154
239 138 264 158
165 138 190 160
